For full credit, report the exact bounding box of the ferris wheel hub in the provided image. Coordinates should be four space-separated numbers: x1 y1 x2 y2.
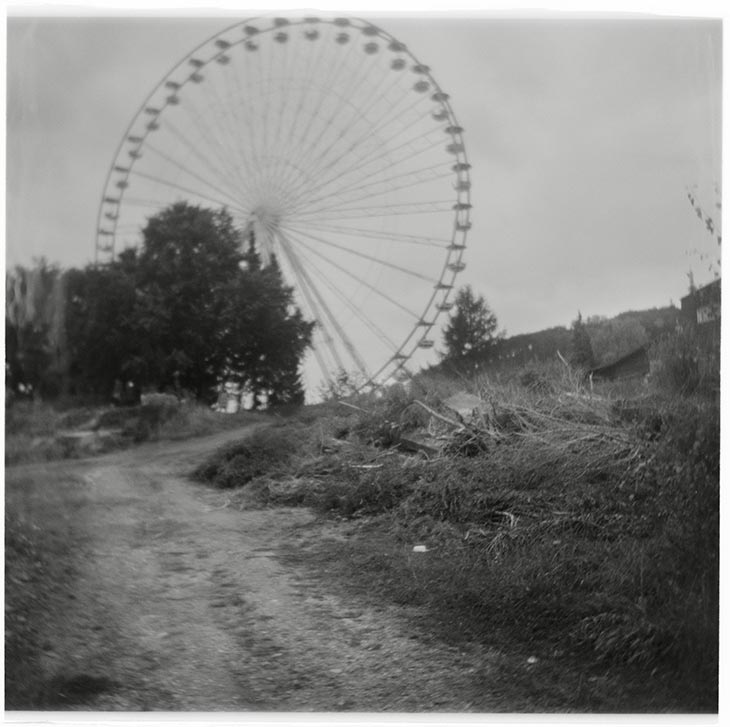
252 203 283 230
249 204 284 264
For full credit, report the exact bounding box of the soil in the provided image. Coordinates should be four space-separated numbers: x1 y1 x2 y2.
5 425 514 713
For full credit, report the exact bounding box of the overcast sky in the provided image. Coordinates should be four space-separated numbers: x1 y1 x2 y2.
6 9 722 344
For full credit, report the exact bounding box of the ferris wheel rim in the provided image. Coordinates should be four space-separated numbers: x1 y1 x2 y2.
95 15 472 392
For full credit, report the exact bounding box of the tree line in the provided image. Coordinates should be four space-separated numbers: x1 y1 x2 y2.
6 202 314 406
438 285 680 376
6 202 682 405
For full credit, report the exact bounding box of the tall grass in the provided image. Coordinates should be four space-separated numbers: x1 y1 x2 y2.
5 397 265 465
194 335 719 710
649 326 720 397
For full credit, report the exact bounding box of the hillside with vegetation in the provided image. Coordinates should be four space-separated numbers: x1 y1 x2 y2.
432 303 680 377
6 202 314 407
5 219 719 710
191 324 719 710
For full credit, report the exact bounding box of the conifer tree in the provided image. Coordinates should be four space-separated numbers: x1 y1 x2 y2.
441 285 500 363
569 312 596 370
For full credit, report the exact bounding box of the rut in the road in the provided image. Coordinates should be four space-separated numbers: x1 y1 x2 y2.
27 429 507 711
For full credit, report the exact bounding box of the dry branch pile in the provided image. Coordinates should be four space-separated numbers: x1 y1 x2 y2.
396 390 638 486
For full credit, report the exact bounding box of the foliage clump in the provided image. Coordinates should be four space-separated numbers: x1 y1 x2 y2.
193 423 314 489
440 285 502 370
194 337 719 710
649 326 720 397
568 312 596 371
7 202 314 406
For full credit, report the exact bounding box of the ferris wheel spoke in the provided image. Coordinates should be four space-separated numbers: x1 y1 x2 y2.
269 39 312 189
189 61 264 199
292 220 448 248
129 169 250 218
281 230 421 320
302 44 411 177
167 71 247 190
141 140 252 213
311 158 452 209
295 198 453 221
288 53 400 191
160 115 246 197
269 31 349 189
97 17 471 394
278 45 383 187
226 50 268 189
290 68 436 195
281 222 437 283
367 77 447 140
166 97 253 202
259 35 280 185
281 269 334 385
277 230 372 379
117 196 174 209
297 162 454 219
205 79 260 197
287 123 448 214
224 57 282 197
321 120 449 195
283 273 337 383
160 112 244 196
197 51 257 172
194 69 259 198
275 234 348 375
291 242 401 351
287 145 450 214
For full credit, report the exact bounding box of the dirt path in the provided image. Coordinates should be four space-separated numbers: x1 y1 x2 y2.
7 426 509 712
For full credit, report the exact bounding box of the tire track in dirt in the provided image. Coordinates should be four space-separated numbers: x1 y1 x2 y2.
12 425 509 712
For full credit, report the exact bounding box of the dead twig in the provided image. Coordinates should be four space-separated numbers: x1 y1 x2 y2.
413 399 463 430
496 510 519 528
336 400 371 414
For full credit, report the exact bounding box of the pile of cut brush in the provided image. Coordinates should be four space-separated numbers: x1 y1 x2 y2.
195 384 653 521
380 388 643 492
193 383 718 711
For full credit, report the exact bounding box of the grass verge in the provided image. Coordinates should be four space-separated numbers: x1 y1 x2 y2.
5 467 90 708
5 399 267 466
193 367 718 712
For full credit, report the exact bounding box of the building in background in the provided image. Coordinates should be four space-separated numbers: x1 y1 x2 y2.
681 278 721 347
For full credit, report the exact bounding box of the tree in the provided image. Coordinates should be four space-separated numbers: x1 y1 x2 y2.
569 312 596 370
130 202 246 397
64 259 139 398
64 201 314 404
441 285 501 363
223 254 314 406
6 259 69 398
586 316 648 366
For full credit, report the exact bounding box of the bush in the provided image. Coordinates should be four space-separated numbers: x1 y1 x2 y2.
118 399 181 442
311 456 424 518
650 328 719 397
518 368 556 395
4 400 63 437
192 368 719 709
193 423 313 488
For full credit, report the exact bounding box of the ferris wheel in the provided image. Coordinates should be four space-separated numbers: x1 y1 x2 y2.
96 16 471 394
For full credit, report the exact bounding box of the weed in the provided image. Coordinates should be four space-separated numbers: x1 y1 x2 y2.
193 366 719 711
5 397 265 465
649 328 720 397
193 423 313 488
5 400 64 437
